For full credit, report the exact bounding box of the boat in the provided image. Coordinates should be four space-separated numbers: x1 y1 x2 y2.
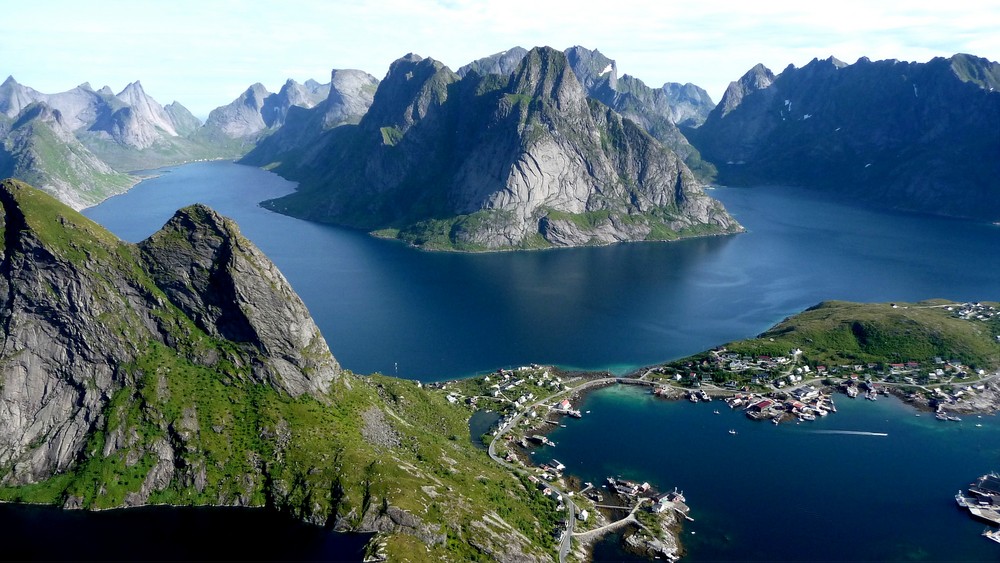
958 491 971 508
728 429 737 435
713 409 720 415
983 527 1000 544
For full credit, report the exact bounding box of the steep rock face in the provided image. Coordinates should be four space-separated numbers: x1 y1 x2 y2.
456 46 717 178
0 180 338 485
138 205 339 397
240 69 379 169
163 101 202 136
323 69 380 128
257 47 741 250
204 83 272 138
114 81 179 137
689 54 1000 220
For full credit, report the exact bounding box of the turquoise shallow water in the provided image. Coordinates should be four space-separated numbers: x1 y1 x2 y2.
543 385 1000 562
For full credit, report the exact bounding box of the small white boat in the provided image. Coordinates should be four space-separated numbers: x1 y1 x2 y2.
728 429 737 435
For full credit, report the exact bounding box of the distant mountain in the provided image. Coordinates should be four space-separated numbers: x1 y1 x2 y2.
253 47 742 251
687 54 1000 221
0 102 134 209
458 46 717 178
239 69 379 168
202 79 330 140
0 75 331 208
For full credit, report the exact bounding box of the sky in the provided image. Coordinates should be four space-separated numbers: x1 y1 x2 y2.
5 0 1000 119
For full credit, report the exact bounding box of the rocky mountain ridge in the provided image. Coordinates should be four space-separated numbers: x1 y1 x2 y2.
249 47 742 251
0 179 557 561
687 53 1000 220
0 75 347 209
458 46 718 177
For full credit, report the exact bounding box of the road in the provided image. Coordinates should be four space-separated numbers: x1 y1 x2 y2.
487 376 627 562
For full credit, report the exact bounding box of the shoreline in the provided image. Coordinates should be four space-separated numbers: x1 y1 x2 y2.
480 361 1000 562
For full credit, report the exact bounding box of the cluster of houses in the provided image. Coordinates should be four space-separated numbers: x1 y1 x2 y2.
948 302 998 322
727 386 837 423
606 477 690 518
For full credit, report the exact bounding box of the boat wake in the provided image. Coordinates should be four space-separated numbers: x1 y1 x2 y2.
808 430 888 437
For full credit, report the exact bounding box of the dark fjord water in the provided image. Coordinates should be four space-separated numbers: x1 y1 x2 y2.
17 159 990 561
84 161 1000 381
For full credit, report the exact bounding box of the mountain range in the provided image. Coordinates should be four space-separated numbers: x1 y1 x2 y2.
246 47 742 251
2 45 999 226
0 75 346 209
687 53 1000 220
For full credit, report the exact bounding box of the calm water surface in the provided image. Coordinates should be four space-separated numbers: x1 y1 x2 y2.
70 161 1000 561
550 386 1000 562
83 161 1000 381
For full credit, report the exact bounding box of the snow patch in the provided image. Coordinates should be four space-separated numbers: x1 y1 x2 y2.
600 64 613 75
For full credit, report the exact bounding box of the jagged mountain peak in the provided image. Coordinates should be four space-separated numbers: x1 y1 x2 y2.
456 46 529 78
139 204 340 397
510 46 586 109
563 45 618 92
0 76 42 118
715 63 775 117
365 53 457 133
947 53 1000 90
114 80 178 137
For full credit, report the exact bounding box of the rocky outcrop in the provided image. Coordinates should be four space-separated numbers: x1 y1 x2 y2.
138 205 339 396
255 47 741 250
689 54 1000 221
0 179 338 485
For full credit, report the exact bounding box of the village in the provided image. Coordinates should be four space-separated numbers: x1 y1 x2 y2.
425 302 1000 561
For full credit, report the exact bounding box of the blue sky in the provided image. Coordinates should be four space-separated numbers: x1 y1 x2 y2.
5 0 999 118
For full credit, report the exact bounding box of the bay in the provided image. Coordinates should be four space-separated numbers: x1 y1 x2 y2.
82 162 1000 381
64 160 1000 561
544 385 1000 562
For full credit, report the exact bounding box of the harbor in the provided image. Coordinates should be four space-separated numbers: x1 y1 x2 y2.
539 383 1000 562
957 472 1000 535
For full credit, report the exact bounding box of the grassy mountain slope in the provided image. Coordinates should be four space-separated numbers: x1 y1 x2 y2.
0 180 555 562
